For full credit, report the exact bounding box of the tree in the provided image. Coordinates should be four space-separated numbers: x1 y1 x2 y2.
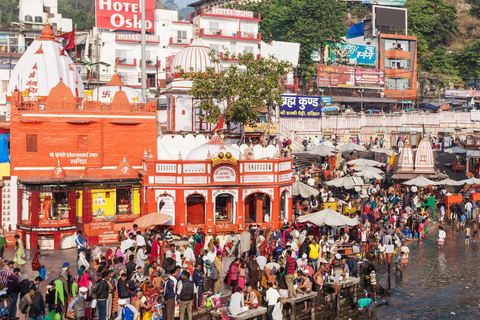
178 51 292 141
0 0 18 28
455 39 480 79
235 0 346 79
405 0 458 57
58 0 95 31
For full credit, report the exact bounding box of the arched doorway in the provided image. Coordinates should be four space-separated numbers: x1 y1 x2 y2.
186 194 205 225
245 193 271 223
280 191 289 221
215 193 235 224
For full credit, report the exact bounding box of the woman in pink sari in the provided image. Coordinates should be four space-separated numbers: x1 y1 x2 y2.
418 221 426 239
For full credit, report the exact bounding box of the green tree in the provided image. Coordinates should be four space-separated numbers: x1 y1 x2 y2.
455 39 480 79
236 0 346 79
179 51 292 139
0 0 18 28
58 0 95 31
405 0 458 57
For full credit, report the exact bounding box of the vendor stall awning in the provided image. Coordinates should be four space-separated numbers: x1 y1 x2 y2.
331 96 400 104
467 150 480 158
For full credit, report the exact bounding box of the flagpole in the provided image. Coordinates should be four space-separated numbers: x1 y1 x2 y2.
75 24 78 97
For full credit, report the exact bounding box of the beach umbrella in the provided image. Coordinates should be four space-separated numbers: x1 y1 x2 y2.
325 176 364 189
434 178 465 186
445 147 467 154
355 167 384 180
347 159 384 167
134 212 172 228
307 144 335 157
340 142 366 153
293 180 319 198
371 148 395 156
460 177 480 185
351 165 384 173
297 207 359 227
402 175 436 188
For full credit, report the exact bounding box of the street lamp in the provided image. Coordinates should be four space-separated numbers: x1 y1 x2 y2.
359 89 365 112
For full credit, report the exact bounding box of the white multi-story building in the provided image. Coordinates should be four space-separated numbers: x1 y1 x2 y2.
85 9 193 96
19 0 72 32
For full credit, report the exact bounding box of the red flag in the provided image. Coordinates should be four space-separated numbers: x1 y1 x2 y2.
212 112 225 132
57 31 75 55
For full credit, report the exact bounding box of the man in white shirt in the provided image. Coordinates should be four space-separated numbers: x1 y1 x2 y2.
307 177 315 187
136 245 148 269
135 232 146 247
437 226 446 249
265 282 280 320
465 201 473 220
183 243 196 264
122 233 136 254
229 286 248 316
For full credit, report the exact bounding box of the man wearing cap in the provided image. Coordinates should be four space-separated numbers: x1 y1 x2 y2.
115 299 139 320
68 286 88 320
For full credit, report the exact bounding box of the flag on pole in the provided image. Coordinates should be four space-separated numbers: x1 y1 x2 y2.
212 112 225 132
82 90 93 96
57 31 75 55
20 90 29 97
388 152 395 166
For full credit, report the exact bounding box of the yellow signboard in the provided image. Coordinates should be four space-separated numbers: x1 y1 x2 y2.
245 123 278 133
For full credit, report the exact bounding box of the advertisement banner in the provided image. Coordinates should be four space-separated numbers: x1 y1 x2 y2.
445 90 480 98
317 65 355 87
355 68 385 88
280 95 322 118
165 55 175 80
95 0 155 32
323 42 376 66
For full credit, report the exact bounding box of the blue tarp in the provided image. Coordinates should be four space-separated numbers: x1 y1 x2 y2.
0 134 9 163
346 22 364 39
422 104 438 111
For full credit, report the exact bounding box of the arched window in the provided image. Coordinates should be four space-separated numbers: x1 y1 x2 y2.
280 191 289 220
215 193 235 224
186 194 205 225
245 193 271 223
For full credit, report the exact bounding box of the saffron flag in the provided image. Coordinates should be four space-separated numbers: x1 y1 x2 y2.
212 112 225 132
57 31 75 55
388 152 395 166
133 96 139 102
20 90 29 97
82 90 93 96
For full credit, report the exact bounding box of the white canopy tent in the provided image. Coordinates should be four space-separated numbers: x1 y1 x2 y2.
434 178 465 186
355 167 384 180
347 159 384 167
297 207 359 227
340 142 366 153
351 165 384 173
445 147 467 154
403 175 436 188
293 180 320 198
307 144 335 157
325 176 364 189
460 177 480 185
371 148 395 156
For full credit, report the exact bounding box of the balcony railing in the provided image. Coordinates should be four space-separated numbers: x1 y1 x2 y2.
116 57 136 67
200 28 261 41
169 37 192 45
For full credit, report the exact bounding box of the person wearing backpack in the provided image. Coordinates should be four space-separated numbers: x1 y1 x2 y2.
177 271 194 320
93 272 110 320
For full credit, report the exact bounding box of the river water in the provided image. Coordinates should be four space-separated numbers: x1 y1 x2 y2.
375 224 480 319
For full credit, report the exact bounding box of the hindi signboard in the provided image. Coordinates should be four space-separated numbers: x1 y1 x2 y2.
280 95 322 118
317 65 355 87
96 0 155 31
323 42 376 66
355 68 385 88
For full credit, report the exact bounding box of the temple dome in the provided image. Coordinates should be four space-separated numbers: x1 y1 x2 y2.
172 38 221 77
7 24 85 100
414 136 435 173
397 142 414 172
185 135 239 160
90 72 145 104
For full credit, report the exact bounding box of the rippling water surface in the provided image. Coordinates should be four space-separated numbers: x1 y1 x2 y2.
374 225 480 319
